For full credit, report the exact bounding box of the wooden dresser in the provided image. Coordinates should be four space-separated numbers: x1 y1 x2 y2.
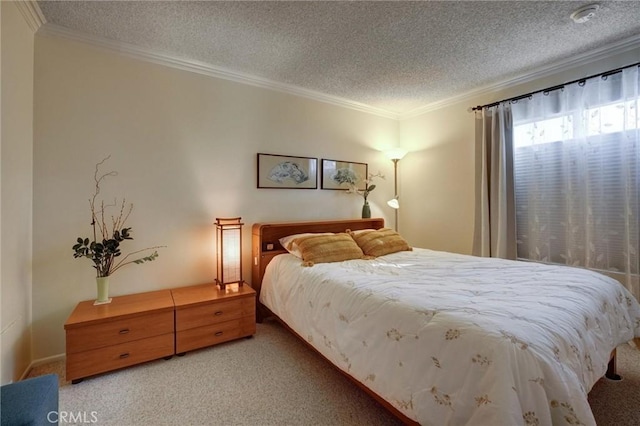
64 290 175 383
171 283 256 354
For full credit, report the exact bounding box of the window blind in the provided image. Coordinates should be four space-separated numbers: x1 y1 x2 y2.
514 130 638 274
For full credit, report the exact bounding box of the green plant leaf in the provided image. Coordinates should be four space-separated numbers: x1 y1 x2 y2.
132 251 159 264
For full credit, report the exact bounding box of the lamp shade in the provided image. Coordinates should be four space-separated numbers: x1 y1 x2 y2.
215 217 244 290
387 197 400 209
384 148 408 161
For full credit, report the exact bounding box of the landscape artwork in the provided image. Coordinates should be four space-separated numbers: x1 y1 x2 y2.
257 153 318 189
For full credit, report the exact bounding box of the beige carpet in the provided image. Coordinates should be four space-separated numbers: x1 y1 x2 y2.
27 320 640 425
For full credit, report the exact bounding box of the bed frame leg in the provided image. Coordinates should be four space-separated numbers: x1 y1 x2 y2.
256 303 274 324
605 348 622 381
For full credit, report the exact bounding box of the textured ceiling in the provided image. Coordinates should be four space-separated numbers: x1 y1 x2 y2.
36 1 640 116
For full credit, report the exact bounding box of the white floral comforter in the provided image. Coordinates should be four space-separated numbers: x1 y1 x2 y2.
260 248 640 426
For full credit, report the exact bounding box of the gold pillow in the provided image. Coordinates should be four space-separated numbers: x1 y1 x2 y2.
279 232 334 258
350 228 412 257
294 233 364 266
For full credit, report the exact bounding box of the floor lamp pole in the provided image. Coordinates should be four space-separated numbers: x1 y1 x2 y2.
392 158 399 232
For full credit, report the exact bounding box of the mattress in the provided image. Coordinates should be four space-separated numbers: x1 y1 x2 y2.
260 248 640 426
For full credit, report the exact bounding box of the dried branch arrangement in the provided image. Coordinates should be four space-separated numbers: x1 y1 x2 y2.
72 156 163 277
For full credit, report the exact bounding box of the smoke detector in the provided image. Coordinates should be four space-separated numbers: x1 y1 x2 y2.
570 4 600 23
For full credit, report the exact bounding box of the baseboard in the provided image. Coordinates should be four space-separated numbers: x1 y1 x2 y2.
19 353 65 381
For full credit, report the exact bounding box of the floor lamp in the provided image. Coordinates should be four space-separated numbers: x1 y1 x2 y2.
385 149 407 231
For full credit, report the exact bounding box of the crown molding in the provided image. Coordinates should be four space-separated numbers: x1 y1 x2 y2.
34 22 640 122
36 23 400 120
400 33 640 120
14 0 46 33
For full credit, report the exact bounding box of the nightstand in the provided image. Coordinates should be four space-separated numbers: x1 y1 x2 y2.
171 283 256 354
64 289 175 383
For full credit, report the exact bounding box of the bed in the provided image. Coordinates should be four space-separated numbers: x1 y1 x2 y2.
251 218 640 426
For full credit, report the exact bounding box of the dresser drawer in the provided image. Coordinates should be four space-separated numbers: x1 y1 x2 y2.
176 316 256 353
66 333 174 381
175 297 255 331
66 310 174 354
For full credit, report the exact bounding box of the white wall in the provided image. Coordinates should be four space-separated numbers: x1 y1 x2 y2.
1 1 35 384
399 47 640 255
32 35 399 359
30 26 640 362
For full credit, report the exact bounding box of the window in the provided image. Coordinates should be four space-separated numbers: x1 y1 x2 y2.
512 79 639 280
514 99 639 148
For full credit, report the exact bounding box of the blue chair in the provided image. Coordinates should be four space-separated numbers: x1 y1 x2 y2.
1 374 59 426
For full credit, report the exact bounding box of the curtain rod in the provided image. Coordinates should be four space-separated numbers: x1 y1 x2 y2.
471 61 640 111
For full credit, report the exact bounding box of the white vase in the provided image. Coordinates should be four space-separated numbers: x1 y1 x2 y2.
95 276 111 304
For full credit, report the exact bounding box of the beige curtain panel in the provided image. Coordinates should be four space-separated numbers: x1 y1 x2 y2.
473 104 517 259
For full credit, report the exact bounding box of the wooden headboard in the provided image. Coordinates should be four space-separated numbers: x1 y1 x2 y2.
251 218 385 314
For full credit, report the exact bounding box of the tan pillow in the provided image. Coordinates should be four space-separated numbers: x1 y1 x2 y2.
294 233 364 266
279 232 334 258
346 228 376 235
350 228 412 257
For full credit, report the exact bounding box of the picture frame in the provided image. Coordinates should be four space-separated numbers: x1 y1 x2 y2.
321 159 368 190
257 153 318 189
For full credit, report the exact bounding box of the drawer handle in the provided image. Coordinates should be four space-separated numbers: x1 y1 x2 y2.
119 353 130 359
215 331 223 337
119 329 130 334
214 311 223 316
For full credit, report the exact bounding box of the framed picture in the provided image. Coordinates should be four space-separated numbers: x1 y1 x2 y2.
321 159 368 190
257 153 318 189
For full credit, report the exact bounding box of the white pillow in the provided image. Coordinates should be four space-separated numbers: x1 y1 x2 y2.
279 232 334 258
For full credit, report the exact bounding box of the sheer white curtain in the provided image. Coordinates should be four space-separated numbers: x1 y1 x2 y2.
473 103 517 259
512 66 639 300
